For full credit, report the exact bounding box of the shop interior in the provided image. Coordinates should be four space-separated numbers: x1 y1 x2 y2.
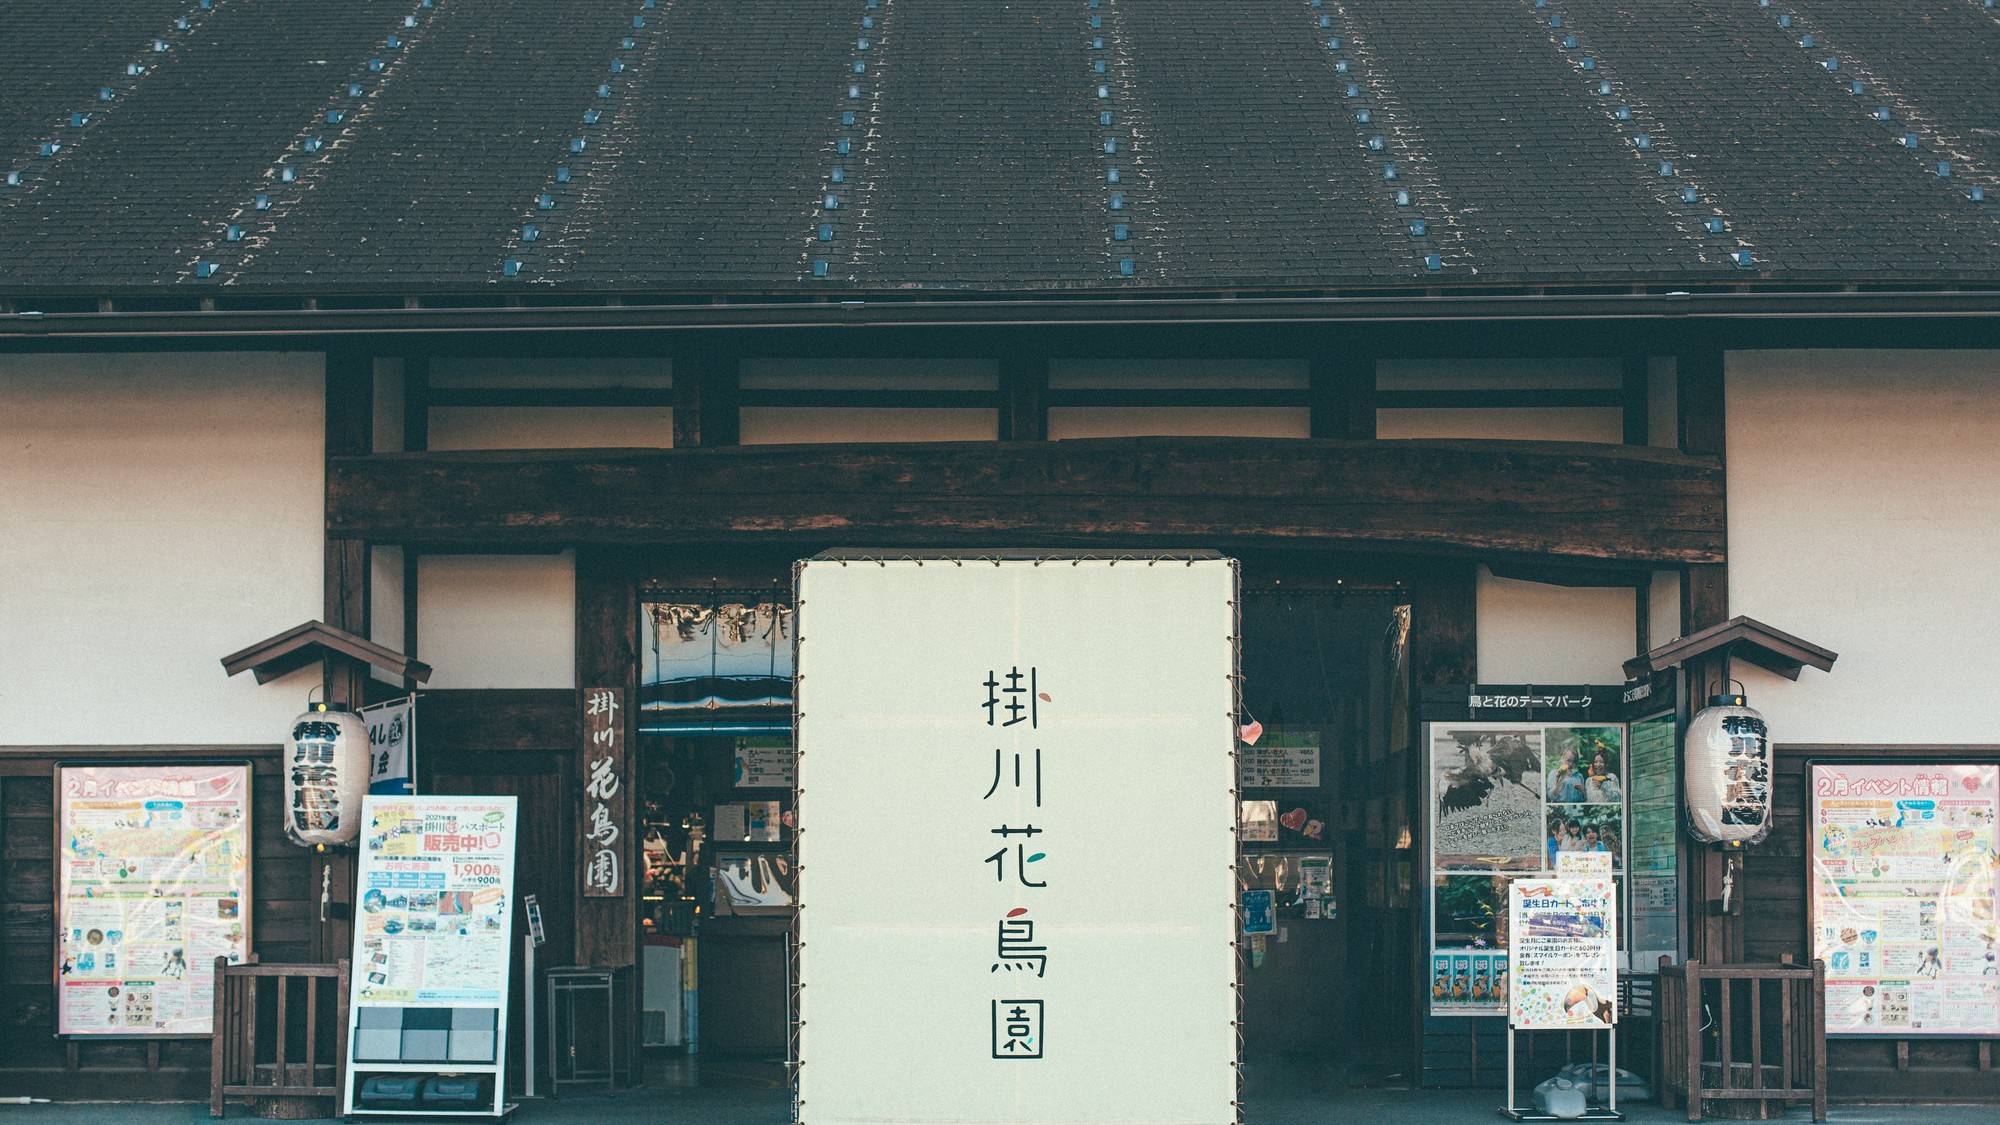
622 579 1420 1092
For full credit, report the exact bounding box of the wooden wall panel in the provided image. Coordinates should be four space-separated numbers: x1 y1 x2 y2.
0 749 313 1099
1747 745 2000 1101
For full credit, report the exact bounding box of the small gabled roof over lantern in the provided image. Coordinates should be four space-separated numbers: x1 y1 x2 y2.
220 620 431 685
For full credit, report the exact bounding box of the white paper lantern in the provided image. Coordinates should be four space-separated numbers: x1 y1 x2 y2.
285 705 370 847
1684 692 1772 846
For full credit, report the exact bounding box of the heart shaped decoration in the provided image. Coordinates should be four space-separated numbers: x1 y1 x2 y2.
1240 720 1264 746
1279 807 1308 832
1965 775 1981 793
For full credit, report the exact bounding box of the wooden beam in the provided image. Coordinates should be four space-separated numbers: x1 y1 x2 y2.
416 690 579 752
328 437 1724 564
998 354 1048 441
672 353 740 448
1309 353 1375 439
1408 561 1477 687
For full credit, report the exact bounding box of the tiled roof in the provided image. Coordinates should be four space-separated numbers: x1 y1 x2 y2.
1 0 1996 297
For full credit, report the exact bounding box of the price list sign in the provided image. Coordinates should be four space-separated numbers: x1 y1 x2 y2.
795 556 1238 1125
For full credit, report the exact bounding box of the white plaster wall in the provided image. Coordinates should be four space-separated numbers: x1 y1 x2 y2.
1476 569 1637 685
1648 570 1682 652
739 359 998 443
415 553 576 689
425 357 675 449
1376 357 1624 443
0 352 324 744
1047 407 1310 439
1375 407 1622 442
1046 358 1310 438
1728 349 2000 743
428 406 674 449
739 408 995 444
370 545 406 686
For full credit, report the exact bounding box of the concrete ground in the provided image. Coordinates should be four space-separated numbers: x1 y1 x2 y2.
8 1087 1998 1124
7 1055 1994 1124
5 1087 1995 1124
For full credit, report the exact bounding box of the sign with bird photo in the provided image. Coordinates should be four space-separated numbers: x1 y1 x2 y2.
1432 724 1546 870
1427 721 1629 1017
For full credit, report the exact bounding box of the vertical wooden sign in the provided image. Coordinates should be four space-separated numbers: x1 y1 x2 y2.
580 686 626 898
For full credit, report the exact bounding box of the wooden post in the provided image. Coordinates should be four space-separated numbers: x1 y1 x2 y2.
574 549 639 1090
1309 351 1376 440
998 354 1048 441
316 352 372 963
673 352 740 448
1406 559 1476 1085
1622 355 1651 446
1677 348 1736 964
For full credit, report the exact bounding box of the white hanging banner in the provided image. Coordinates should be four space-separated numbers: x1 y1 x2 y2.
796 555 1239 1125
362 697 416 796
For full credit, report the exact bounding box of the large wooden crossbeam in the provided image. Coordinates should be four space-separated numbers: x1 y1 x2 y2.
326 437 1723 564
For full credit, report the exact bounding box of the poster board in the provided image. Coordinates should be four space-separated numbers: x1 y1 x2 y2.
344 795 517 1117
55 762 253 1036
795 555 1238 1125
1625 712 1680 967
1426 720 1627 1015
1810 762 2000 1037
1508 877 1618 1030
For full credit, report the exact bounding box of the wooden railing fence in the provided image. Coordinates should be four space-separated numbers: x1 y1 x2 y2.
1656 957 1825 1122
209 957 350 1118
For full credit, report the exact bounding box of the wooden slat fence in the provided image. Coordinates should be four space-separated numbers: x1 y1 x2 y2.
1657 957 1825 1121
209 958 349 1118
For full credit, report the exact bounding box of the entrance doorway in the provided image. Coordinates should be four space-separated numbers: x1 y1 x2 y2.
623 572 1424 1091
1238 591 1418 1093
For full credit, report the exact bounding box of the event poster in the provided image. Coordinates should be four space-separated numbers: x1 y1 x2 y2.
352 796 517 1006
1810 763 2000 1036
1509 878 1618 1029
56 763 251 1036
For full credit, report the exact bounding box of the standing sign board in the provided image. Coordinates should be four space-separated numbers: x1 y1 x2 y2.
55 762 252 1036
1810 762 2000 1036
344 795 518 1117
1508 878 1619 1030
795 555 1238 1125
